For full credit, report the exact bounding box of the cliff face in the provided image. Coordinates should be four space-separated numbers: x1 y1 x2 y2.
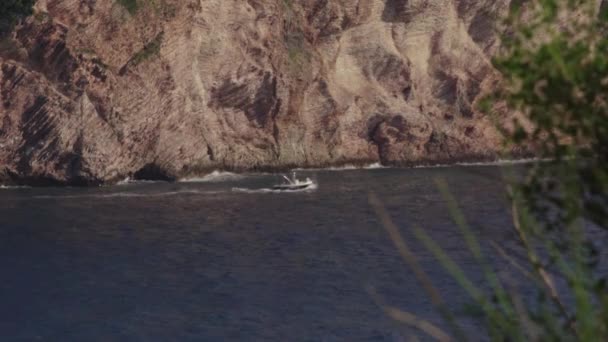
0 0 515 185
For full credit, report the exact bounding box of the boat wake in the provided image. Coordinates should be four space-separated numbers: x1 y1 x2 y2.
232 183 318 194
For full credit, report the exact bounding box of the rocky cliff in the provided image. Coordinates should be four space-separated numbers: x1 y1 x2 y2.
0 0 520 185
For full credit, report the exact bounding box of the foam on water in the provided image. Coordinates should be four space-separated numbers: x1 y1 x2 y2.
0 185 29 190
116 177 131 185
326 162 385 171
295 163 385 172
180 171 245 183
116 178 166 185
32 189 223 200
414 158 544 169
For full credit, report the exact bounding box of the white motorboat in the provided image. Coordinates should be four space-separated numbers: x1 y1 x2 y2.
273 172 314 191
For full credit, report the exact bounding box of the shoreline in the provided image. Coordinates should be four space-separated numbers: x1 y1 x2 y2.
0 153 544 188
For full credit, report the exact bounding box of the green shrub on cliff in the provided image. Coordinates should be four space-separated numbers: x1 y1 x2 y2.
117 0 171 16
131 32 163 66
0 0 36 34
117 0 140 15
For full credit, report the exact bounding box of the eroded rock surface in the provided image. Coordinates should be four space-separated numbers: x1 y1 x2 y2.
0 0 519 184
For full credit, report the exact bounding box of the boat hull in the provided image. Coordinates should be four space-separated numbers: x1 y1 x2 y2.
272 183 312 191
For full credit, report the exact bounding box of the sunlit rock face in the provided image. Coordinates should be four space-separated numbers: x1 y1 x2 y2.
0 0 519 184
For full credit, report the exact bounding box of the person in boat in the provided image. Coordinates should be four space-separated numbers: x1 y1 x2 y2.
273 172 313 190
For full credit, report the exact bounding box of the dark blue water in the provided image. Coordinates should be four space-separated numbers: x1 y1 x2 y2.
0 166 524 341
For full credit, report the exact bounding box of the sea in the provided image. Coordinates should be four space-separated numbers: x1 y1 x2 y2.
0 163 533 341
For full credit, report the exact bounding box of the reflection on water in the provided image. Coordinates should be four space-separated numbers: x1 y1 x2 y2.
0 166 523 341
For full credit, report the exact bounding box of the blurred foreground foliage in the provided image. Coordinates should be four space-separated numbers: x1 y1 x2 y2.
488 0 608 339
495 0 608 232
372 0 608 340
